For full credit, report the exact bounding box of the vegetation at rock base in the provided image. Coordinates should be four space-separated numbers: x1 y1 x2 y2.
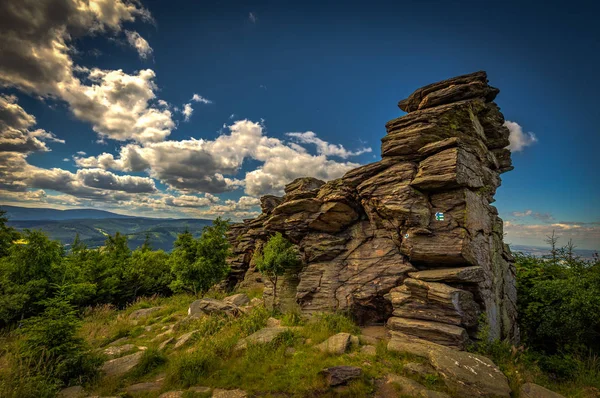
253 232 300 300
0 207 599 397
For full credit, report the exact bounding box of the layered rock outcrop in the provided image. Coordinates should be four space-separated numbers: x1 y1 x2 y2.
226 71 519 347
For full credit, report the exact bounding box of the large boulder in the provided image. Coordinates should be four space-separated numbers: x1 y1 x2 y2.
128 306 163 320
223 293 250 307
188 298 239 318
235 327 290 350
316 332 352 354
320 366 362 386
520 383 566 398
225 71 518 348
101 351 144 377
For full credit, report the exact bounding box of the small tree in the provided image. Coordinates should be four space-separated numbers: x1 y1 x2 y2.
253 232 300 301
169 218 231 295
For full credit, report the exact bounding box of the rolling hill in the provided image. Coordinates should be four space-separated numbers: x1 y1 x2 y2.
2 205 213 252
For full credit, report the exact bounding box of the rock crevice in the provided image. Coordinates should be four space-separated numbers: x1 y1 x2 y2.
226 71 519 347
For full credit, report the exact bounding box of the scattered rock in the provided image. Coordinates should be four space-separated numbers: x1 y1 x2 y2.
158 392 184 398
350 335 359 347
212 389 248 398
125 382 162 393
316 332 352 354
128 306 163 320
266 317 282 327
520 383 566 398
403 362 437 377
174 330 198 349
188 298 239 318
249 297 263 306
360 326 389 345
101 351 144 377
103 344 135 357
58 386 84 398
388 332 510 397
235 327 290 350
107 336 128 346
320 366 362 386
361 345 377 356
223 293 250 307
188 386 212 394
158 337 174 350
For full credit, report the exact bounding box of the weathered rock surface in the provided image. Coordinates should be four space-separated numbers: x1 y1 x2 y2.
223 293 250 307
212 389 248 398
234 327 290 350
188 298 239 318
158 392 184 398
103 344 135 357
128 306 163 320
381 374 451 398
316 332 352 354
320 366 362 386
174 330 198 349
225 71 518 347
125 382 162 393
388 332 510 397
101 351 144 377
520 383 566 398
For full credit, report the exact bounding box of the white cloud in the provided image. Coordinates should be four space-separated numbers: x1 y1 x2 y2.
125 30 153 59
511 209 533 217
0 0 172 144
504 121 537 152
504 220 600 250
249 12 257 23
0 95 64 153
287 131 372 159
182 103 194 122
77 151 87 156
75 119 364 196
191 94 212 104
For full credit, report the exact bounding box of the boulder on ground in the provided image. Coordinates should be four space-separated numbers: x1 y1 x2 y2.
174 330 198 349
158 337 174 350
235 327 290 350
403 362 437 377
124 382 162 393
381 374 450 398
320 366 362 386
103 344 135 357
520 383 566 398
158 392 184 398
188 386 212 394
266 317 282 327
188 298 239 318
223 293 250 307
316 332 352 354
101 351 144 377
212 389 248 398
128 306 163 320
361 345 377 356
388 332 510 397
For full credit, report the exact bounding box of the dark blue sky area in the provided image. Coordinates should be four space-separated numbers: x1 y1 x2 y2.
3 0 599 248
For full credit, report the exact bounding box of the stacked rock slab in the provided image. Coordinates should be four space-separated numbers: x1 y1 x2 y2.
225 71 519 347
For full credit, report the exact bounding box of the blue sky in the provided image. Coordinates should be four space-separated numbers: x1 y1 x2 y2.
0 0 598 249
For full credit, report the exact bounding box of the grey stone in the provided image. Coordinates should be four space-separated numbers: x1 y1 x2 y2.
212 389 248 398
128 306 163 320
101 351 144 377
125 382 162 393
235 327 290 350
103 344 135 357
320 366 362 386
223 293 250 307
188 298 239 318
361 345 377 356
316 332 352 354
520 383 566 398
158 392 185 398
58 386 84 398
174 330 198 349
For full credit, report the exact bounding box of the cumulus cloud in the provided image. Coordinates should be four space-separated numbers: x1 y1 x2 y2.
0 95 64 153
286 131 372 159
510 209 555 222
191 94 212 104
125 30 153 59
182 103 194 122
504 220 600 250
504 121 537 152
511 209 533 217
0 0 172 144
75 120 363 196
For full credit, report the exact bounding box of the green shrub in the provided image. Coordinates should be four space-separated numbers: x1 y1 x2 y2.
253 233 300 300
17 293 101 386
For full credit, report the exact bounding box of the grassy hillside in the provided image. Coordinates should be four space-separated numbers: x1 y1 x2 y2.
6 218 213 251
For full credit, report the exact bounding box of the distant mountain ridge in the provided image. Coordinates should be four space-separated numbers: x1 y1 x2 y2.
1 205 212 252
1 205 136 221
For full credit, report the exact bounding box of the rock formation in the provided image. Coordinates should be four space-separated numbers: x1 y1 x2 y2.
226 71 519 348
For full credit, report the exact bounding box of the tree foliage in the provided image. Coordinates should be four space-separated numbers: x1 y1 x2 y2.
169 217 231 295
253 232 300 299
